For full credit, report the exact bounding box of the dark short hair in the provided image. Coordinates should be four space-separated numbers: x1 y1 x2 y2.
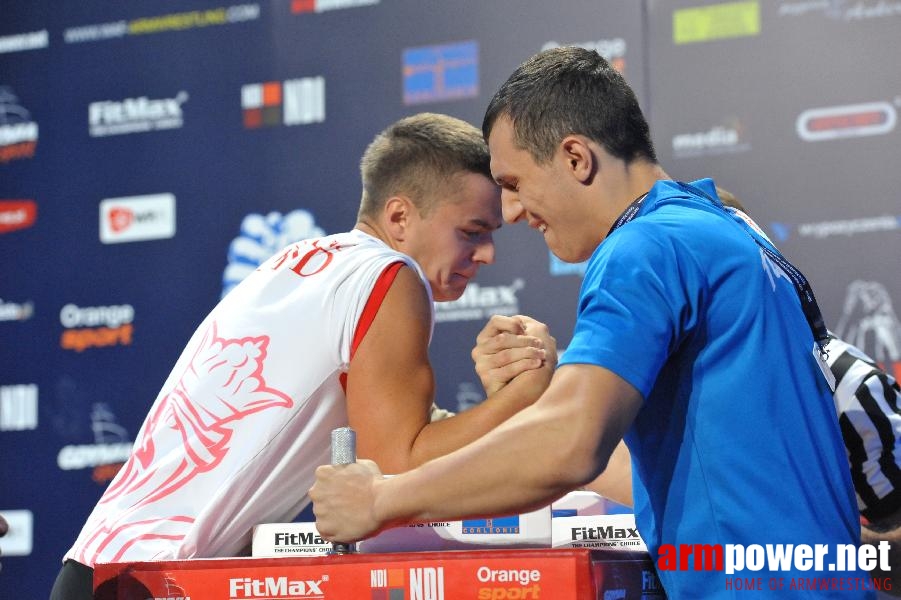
359 113 492 219
483 46 657 165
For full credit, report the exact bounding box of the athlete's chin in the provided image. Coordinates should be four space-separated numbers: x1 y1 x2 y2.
433 276 469 302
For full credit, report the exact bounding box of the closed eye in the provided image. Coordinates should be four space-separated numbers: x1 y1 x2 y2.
495 177 518 192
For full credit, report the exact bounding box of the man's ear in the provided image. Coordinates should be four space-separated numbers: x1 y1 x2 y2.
560 135 596 184
384 195 415 241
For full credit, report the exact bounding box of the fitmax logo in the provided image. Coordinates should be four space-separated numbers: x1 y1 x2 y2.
571 526 640 541
89 92 187 137
274 532 325 545
229 576 327 598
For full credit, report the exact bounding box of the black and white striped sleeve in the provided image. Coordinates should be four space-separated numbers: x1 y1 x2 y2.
828 335 901 520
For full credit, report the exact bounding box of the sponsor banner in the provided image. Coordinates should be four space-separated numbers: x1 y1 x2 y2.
253 523 331 557
57 443 133 472
63 4 260 44
242 78 325 128
0 384 38 431
593 558 666 599
541 38 626 74
769 214 901 242
290 0 379 14
778 0 901 20
552 514 648 552
402 40 479 106
834 280 901 381
0 200 37 234
0 30 49 54
673 1 761 44
221 209 325 298
99 193 176 244
672 119 751 158
59 303 135 352
0 298 34 322
93 549 612 599
796 101 897 142
0 510 33 557
89 93 188 137
57 402 133 483
0 87 38 163
434 279 523 323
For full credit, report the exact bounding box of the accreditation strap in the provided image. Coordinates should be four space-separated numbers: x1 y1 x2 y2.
606 181 830 360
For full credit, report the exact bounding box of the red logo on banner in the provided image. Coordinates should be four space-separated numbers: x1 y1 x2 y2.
291 0 316 13
0 200 37 234
371 568 405 598
108 207 134 232
797 102 897 142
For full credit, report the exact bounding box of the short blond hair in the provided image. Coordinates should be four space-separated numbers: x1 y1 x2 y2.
358 113 492 219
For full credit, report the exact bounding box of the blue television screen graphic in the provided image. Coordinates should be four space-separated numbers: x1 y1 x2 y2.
402 40 478 105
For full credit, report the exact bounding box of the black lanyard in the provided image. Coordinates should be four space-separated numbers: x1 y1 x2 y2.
606 182 830 358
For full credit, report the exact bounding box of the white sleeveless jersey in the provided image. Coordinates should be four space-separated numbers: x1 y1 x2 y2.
65 229 433 566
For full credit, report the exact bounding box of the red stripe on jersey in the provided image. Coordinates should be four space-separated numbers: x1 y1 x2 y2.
340 261 405 392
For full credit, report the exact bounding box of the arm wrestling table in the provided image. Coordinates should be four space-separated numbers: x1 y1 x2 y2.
92 548 665 599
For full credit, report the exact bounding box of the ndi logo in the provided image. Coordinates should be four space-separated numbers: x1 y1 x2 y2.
370 568 404 597
370 567 444 600
462 515 520 535
0 384 38 431
241 78 325 128
410 567 444 600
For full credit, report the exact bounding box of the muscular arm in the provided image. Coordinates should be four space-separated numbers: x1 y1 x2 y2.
471 315 633 507
583 440 634 507
312 363 644 541
345 266 551 474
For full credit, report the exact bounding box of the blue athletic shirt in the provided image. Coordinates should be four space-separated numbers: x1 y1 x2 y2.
559 179 871 598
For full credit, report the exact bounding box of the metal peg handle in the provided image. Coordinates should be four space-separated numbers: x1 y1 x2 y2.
330 426 356 465
329 427 356 554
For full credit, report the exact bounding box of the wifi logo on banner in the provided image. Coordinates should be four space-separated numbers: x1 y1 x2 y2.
241 77 325 128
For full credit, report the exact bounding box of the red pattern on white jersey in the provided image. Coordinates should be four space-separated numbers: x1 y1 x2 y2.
66 230 431 565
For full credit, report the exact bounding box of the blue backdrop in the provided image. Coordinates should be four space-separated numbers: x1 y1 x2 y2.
2 1 900 595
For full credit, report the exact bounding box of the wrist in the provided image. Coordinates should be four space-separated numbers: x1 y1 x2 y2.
371 475 402 532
